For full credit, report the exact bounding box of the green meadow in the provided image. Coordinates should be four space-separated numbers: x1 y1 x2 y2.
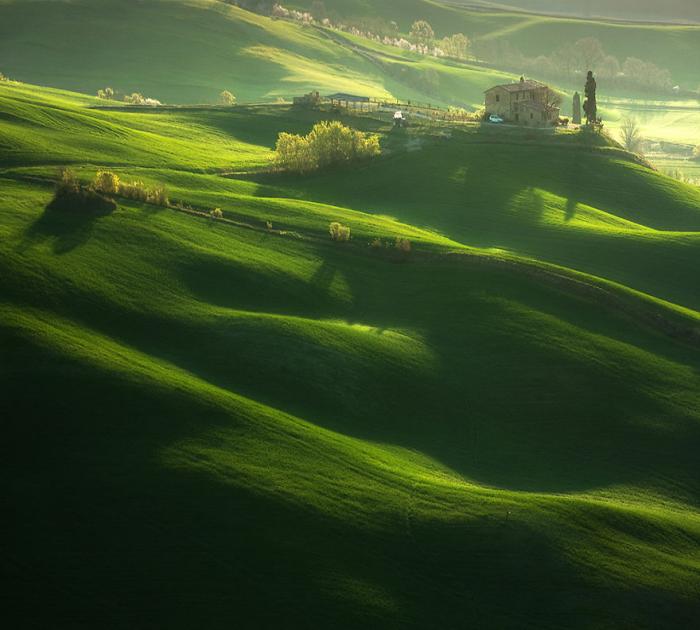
292 0 700 87
2 1 700 628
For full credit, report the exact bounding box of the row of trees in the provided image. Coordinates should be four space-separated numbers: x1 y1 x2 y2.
97 86 237 105
474 37 677 96
275 121 380 174
266 4 472 60
96 87 162 105
93 170 169 206
234 2 694 98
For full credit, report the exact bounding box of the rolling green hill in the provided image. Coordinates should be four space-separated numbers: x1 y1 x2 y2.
292 0 700 89
0 0 513 107
2 79 700 628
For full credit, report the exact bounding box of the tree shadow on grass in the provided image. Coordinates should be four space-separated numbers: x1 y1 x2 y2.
20 192 115 254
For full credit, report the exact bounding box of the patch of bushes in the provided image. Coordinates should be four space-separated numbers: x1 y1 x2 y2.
369 236 413 259
123 93 162 106
275 121 380 174
93 170 169 206
395 238 411 254
209 208 223 219
118 179 148 202
0 72 8 82
97 87 114 100
49 168 116 215
329 221 351 242
94 170 120 194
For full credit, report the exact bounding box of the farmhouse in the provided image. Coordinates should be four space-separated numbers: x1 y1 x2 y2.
484 77 559 126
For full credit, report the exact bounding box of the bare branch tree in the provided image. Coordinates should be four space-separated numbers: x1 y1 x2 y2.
620 116 644 154
544 88 563 115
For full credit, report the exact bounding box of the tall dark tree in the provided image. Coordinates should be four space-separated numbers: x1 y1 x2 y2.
572 92 581 124
583 70 597 125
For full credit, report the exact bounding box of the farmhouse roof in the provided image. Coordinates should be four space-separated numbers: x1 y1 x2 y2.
485 79 547 93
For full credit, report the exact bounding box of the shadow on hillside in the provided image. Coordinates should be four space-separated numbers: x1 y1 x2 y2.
157 239 700 498
6 328 699 629
310 258 338 293
20 196 112 254
565 197 578 221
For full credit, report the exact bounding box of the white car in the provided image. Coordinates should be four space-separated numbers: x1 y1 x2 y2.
489 114 504 124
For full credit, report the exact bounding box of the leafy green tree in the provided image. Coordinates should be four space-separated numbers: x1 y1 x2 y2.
275 132 316 173
409 20 435 46
440 33 470 59
93 170 120 194
274 121 380 174
219 90 236 105
329 222 351 242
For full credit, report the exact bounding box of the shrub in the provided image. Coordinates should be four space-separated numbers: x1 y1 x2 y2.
92 171 168 206
693 145 700 160
395 238 412 254
370 237 383 248
275 121 380 174
57 168 80 194
123 93 161 106
210 208 223 219
275 132 316 173
93 170 120 194
118 180 148 202
329 221 351 242
0 72 8 82
147 186 169 206
97 87 114 100
124 92 145 105
265 220 273 230
219 90 236 105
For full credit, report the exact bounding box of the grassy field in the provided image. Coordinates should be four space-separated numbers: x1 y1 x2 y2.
0 0 514 108
292 0 700 87
2 78 700 628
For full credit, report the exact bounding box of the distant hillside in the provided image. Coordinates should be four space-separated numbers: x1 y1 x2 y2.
291 0 700 90
475 0 700 24
0 0 515 106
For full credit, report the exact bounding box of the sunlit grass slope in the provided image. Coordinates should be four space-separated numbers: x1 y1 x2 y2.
2 82 700 627
284 124 700 312
0 0 509 107
0 0 397 103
